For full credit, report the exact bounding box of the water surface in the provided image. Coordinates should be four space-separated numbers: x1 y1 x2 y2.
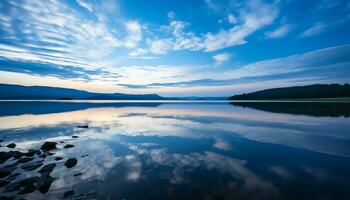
0 101 350 200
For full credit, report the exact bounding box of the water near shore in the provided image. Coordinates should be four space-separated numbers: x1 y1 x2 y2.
0 101 350 200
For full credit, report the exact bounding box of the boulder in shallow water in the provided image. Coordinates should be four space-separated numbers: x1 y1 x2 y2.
64 144 74 149
40 142 57 151
55 157 63 161
21 161 43 171
64 158 77 168
4 177 39 192
18 183 36 194
38 163 56 175
72 135 79 138
0 168 13 178
6 143 16 148
63 190 74 198
16 157 34 163
0 152 12 164
77 125 88 128
36 174 55 194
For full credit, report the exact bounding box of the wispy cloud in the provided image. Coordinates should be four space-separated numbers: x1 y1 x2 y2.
213 53 231 66
301 22 326 37
265 24 291 39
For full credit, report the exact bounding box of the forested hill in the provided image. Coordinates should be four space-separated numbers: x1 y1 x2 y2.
229 84 350 100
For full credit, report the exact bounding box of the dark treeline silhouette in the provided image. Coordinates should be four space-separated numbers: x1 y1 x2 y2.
229 84 350 100
231 102 350 117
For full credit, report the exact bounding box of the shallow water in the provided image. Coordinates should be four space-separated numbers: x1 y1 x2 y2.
0 101 350 200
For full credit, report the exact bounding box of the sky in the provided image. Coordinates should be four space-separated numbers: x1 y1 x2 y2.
0 0 349 97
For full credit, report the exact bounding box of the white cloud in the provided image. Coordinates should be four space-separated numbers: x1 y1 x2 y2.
124 21 142 48
76 0 94 12
227 14 237 24
301 23 326 37
167 11 176 19
213 52 231 66
128 48 148 57
265 24 291 39
150 39 174 54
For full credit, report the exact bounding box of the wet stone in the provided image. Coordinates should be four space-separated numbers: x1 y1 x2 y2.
73 173 82 177
4 177 39 192
40 142 57 151
0 151 12 164
55 157 63 161
11 151 24 159
38 163 56 175
0 180 10 188
36 174 54 194
21 161 43 171
72 136 79 138
64 144 74 149
64 158 77 168
6 143 16 148
63 190 74 198
18 183 37 194
24 150 36 157
0 168 12 178
16 157 34 163
81 154 88 158
40 154 47 159
47 152 55 156
0 196 15 200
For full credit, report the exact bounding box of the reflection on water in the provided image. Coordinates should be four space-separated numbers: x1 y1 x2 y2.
0 101 350 199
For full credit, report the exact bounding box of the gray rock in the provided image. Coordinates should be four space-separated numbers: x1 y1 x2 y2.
21 161 43 171
18 183 36 194
64 158 77 168
63 190 74 198
0 151 12 164
16 157 34 163
7 143 16 148
40 142 57 151
36 174 54 194
64 144 74 149
38 163 56 175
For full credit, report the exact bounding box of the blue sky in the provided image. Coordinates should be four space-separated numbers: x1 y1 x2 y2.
0 0 349 96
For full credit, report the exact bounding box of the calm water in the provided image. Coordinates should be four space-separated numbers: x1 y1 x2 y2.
0 101 350 200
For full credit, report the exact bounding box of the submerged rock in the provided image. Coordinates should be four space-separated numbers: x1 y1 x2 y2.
11 151 24 159
4 177 39 192
40 142 57 151
72 136 79 138
16 157 34 163
81 154 88 158
38 163 56 175
55 157 63 161
0 180 10 188
36 174 54 194
73 173 82 177
63 190 74 198
24 150 36 157
21 161 43 171
18 183 36 194
64 144 74 149
77 125 88 128
0 152 12 164
6 143 16 148
0 168 12 178
64 158 77 168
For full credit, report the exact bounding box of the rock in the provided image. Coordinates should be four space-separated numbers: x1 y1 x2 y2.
35 150 42 155
7 172 20 181
0 196 14 200
24 150 36 157
47 152 55 156
40 142 57 151
64 144 74 149
36 174 54 194
72 136 79 138
7 143 16 148
81 154 88 158
60 141 64 143
18 183 36 194
16 157 34 163
38 163 56 175
0 168 12 178
73 173 82 177
64 158 77 168
63 190 74 198
40 154 47 158
77 125 88 128
21 161 43 171
11 151 24 159
0 180 10 188
55 157 63 161
4 177 39 192
0 151 12 164
0 139 3 143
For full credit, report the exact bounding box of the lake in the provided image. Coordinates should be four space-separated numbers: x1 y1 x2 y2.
0 101 350 200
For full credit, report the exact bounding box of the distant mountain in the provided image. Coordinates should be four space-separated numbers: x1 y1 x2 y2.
229 84 350 100
0 83 169 100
